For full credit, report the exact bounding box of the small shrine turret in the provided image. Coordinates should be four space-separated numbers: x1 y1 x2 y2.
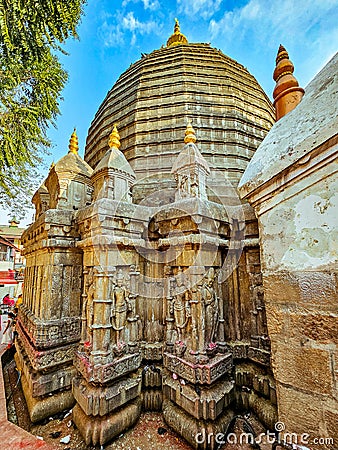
45 129 93 210
171 121 210 201
91 125 135 202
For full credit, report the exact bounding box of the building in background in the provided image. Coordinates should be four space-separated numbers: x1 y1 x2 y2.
0 218 25 301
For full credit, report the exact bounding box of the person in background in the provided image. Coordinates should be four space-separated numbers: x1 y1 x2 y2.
1 312 15 348
15 294 23 307
3 293 10 305
2 293 15 307
12 308 18 341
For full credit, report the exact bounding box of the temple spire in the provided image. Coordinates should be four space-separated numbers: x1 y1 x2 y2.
108 124 121 149
166 18 188 47
273 44 304 121
68 128 79 154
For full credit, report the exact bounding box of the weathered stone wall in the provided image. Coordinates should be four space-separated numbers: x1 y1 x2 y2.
239 54 338 449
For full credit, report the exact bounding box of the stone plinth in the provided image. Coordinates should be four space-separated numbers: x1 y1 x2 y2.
73 398 142 446
163 399 234 450
163 371 234 420
14 347 76 398
73 373 142 416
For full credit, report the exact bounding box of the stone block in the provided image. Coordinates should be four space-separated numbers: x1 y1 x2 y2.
288 311 338 344
142 342 163 361
264 271 337 309
142 389 163 410
230 342 249 359
272 344 333 395
16 333 76 371
21 373 75 423
72 374 141 416
247 346 270 366
248 392 278 430
18 310 81 348
265 304 286 336
163 399 234 450
324 410 338 448
72 398 142 446
163 372 234 420
142 365 162 387
163 352 232 384
277 383 323 436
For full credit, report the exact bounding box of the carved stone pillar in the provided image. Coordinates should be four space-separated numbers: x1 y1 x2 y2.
15 210 82 421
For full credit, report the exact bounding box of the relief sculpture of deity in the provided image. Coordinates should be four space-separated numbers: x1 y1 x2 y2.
111 269 131 345
82 267 96 348
202 268 219 345
170 269 191 342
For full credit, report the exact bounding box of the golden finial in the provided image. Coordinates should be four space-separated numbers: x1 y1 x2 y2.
166 18 188 47
68 128 79 154
49 161 55 170
184 121 196 144
108 124 121 149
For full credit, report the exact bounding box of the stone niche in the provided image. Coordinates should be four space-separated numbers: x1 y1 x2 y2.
17 125 277 449
239 54 338 449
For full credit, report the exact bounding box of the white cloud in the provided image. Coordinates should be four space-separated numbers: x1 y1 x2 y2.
209 0 338 86
209 0 337 47
100 11 159 48
122 11 158 34
122 0 160 11
178 0 223 20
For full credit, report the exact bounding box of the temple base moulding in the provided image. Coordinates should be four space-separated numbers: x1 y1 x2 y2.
163 399 234 450
72 397 142 446
20 372 75 422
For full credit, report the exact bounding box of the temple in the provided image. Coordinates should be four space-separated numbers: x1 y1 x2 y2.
14 20 337 449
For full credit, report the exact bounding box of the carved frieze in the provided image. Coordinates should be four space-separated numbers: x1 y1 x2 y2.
163 352 232 385
18 309 81 348
74 351 142 384
16 332 77 371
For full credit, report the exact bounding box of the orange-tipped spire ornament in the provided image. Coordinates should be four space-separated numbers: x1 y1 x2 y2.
68 128 79 154
273 45 304 121
108 124 121 149
184 121 197 144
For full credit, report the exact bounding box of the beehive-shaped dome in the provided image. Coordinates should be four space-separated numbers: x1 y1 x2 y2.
85 26 275 205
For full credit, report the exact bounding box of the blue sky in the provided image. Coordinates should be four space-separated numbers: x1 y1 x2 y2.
1 0 337 225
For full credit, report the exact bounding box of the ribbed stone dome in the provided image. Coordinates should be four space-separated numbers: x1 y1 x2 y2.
85 41 275 204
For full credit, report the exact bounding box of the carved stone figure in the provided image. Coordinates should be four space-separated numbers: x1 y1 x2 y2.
111 270 130 344
170 270 190 342
82 267 96 347
203 268 219 345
